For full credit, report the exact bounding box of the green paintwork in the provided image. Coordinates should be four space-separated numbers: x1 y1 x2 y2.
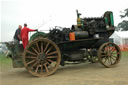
105 17 108 25
110 12 114 26
29 32 47 41
104 11 114 27
81 20 84 29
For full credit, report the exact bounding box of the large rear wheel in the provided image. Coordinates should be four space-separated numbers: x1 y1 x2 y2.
23 38 61 77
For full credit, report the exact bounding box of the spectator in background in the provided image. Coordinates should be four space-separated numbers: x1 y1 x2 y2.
21 23 37 49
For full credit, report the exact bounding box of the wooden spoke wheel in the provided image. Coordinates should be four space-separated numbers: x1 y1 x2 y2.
23 38 61 77
98 42 121 68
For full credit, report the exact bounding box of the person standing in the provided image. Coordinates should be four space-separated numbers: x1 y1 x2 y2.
21 23 37 49
13 25 22 57
14 25 22 44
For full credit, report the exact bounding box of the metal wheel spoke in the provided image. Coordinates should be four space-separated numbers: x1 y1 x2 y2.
112 55 117 58
107 56 112 65
111 56 116 60
103 56 108 64
45 46 53 54
47 56 57 59
44 42 50 52
110 57 116 64
27 60 36 65
31 61 39 68
31 47 39 54
107 45 112 64
44 64 49 73
45 61 50 66
108 46 112 51
107 56 110 64
111 47 116 52
47 51 57 56
109 57 113 65
26 56 37 59
41 42 43 53
110 46 114 51
47 59 55 63
36 42 40 52
106 45 110 52
111 56 117 61
26 50 37 56
35 65 40 73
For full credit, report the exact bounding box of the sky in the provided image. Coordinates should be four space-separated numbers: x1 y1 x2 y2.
1 0 128 42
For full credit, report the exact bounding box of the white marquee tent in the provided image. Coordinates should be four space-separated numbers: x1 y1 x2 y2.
110 31 128 51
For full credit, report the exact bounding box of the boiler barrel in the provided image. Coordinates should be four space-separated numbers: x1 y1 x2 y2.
69 31 88 40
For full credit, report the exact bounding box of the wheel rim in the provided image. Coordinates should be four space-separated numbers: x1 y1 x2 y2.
98 42 121 67
23 38 61 77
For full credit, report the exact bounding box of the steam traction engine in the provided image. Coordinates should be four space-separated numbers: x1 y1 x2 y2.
7 10 121 77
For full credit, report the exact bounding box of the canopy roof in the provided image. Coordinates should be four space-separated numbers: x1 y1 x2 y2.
110 31 128 39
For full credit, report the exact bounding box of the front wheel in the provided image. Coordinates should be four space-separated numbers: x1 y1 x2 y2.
98 42 121 68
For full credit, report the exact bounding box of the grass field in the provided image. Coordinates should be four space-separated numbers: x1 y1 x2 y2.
0 54 12 65
0 51 128 65
121 51 128 57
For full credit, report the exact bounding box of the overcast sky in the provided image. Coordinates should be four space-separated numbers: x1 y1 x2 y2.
1 0 128 42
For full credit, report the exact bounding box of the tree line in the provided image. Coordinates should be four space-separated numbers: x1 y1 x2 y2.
116 8 128 31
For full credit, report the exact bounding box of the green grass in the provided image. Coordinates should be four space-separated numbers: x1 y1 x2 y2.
121 51 128 57
0 53 12 65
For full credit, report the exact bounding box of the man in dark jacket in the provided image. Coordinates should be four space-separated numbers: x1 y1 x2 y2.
14 25 22 44
13 25 22 57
